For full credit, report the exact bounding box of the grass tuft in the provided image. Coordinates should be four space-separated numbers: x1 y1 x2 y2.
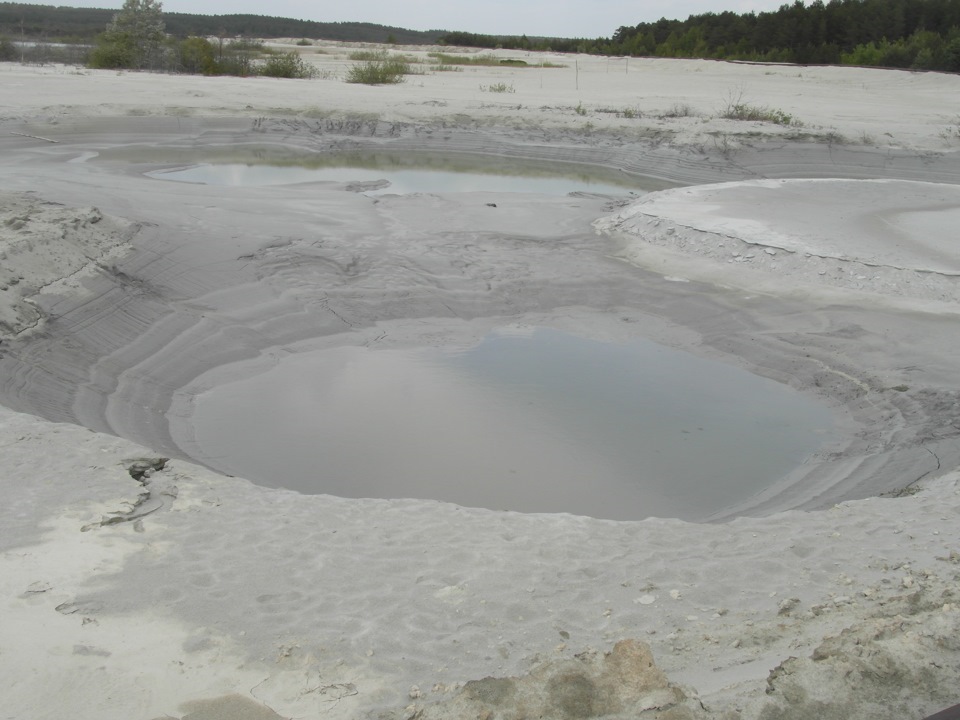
723 103 798 125
720 87 799 126
480 82 515 93
660 102 697 118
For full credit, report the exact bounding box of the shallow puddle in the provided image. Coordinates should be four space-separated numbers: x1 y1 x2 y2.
184 327 832 520
137 148 672 195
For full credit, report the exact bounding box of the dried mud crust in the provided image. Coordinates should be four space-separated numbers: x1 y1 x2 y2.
0 192 137 338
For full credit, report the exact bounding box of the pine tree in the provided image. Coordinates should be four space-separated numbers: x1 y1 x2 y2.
90 0 165 69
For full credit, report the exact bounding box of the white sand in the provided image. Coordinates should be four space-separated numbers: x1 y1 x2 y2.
1 44 960 719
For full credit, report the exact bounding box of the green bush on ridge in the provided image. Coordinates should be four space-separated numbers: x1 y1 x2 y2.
346 50 410 84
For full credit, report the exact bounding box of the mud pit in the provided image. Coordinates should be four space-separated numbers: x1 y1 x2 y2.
1 117 958 519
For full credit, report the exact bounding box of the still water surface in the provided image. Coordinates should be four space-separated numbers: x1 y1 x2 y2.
142 148 672 194
151 163 643 195
187 328 832 520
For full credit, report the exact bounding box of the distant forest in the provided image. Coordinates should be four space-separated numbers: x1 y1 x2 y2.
445 0 960 71
2 0 960 71
0 3 444 44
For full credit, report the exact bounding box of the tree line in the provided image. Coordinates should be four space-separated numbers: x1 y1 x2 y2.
3 0 960 72
441 0 960 71
0 2 444 44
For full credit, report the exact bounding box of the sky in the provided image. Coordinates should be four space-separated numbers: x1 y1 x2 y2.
44 0 799 39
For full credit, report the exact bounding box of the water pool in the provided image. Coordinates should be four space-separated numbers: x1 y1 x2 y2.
182 327 832 520
142 148 672 195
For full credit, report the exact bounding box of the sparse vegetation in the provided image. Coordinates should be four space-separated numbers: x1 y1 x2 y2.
480 82 515 93
720 88 799 126
428 52 503 66
721 105 800 126
295 38 312 46
349 49 388 61
575 101 587 116
711 132 736 157
347 50 409 84
660 102 696 118
941 116 960 140
723 103 798 126
426 52 566 69
86 10 319 78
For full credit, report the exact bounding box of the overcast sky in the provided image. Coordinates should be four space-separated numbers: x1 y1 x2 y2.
43 0 798 38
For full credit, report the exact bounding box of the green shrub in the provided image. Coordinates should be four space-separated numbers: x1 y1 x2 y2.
178 36 215 74
0 35 16 61
88 0 165 70
947 37 960 71
88 41 135 69
259 51 317 78
209 38 265 76
296 39 312 46
346 52 409 84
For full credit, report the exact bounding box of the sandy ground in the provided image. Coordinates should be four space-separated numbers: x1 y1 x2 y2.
1 43 960 719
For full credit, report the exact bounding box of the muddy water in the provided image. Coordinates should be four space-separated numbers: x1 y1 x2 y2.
141 148 674 194
185 327 832 520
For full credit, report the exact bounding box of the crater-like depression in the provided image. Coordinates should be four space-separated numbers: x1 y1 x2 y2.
172 326 832 521
9 139 887 523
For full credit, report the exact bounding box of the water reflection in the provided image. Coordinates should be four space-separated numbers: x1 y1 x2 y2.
186 328 832 520
150 162 643 195
125 147 675 194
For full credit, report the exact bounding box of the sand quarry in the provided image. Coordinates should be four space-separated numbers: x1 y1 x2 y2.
1 42 960 719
